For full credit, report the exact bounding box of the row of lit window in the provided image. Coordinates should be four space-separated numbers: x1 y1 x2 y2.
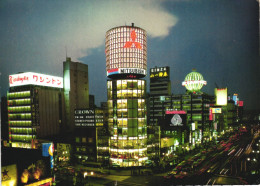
108 105 146 118
75 137 94 143
107 31 145 38
75 147 94 153
8 98 31 106
107 58 146 65
9 120 32 126
107 27 145 33
11 134 35 141
107 48 145 56
109 110 146 119
107 80 145 89
112 126 147 136
8 113 31 119
118 90 144 97
109 116 146 124
108 37 145 45
109 56 145 62
109 63 144 69
8 91 30 99
107 29 145 38
107 40 146 48
10 127 36 134
106 46 146 53
110 138 147 145
8 106 31 112
107 99 145 107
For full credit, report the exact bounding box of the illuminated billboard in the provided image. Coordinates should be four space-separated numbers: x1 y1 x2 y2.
211 107 222 113
164 111 187 128
233 94 238 105
150 66 169 80
238 101 243 107
105 24 147 78
166 110 186 114
215 88 227 106
9 72 63 88
1 164 17 186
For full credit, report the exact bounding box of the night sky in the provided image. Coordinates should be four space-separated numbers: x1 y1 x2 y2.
0 0 259 110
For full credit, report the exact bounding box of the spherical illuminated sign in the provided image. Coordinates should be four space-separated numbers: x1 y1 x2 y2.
182 70 207 92
105 24 147 78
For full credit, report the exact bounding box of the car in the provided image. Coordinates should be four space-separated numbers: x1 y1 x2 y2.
164 172 175 179
171 168 179 175
111 163 120 168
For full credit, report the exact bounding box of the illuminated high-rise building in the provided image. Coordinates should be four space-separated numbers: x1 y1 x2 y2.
106 23 147 167
63 57 89 132
7 72 64 148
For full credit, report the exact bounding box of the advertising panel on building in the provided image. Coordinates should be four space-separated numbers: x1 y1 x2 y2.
211 107 222 113
105 24 147 78
163 110 187 130
74 109 95 127
150 66 170 80
9 72 63 88
233 94 238 105
215 88 227 106
1 164 17 186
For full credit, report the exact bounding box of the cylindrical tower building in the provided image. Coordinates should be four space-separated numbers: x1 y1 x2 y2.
106 24 147 167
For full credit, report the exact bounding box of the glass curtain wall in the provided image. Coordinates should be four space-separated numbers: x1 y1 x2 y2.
108 79 147 167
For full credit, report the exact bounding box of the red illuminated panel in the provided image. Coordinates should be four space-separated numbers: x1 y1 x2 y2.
209 108 213 120
166 110 186 114
238 101 243 107
124 30 142 49
9 72 63 88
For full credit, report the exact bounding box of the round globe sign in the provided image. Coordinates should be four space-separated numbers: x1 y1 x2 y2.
182 70 207 92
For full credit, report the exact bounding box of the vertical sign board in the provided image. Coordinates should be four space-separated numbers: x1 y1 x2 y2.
42 143 54 168
209 108 213 120
233 94 238 105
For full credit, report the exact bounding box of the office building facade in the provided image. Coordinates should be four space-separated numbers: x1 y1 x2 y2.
106 24 148 167
63 57 89 132
7 72 63 149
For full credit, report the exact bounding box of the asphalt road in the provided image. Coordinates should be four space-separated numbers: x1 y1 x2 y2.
55 126 260 185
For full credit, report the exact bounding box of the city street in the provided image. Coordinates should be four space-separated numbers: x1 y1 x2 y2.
54 125 260 185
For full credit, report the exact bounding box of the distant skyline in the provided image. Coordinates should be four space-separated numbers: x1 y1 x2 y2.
0 0 259 110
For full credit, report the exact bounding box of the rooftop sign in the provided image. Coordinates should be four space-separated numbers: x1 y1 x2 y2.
9 72 63 88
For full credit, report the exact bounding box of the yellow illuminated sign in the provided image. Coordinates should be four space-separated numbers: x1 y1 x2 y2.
211 108 222 113
161 137 174 148
1 164 17 186
215 88 227 106
150 71 168 78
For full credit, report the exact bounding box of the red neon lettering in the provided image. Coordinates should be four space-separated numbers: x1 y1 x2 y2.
57 79 61 85
33 75 38 82
40 76 44 82
46 77 51 83
124 30 142 49
9 76 13 84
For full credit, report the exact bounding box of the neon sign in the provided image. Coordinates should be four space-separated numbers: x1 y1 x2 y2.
107 68 146 76
124 30 142 49
9 72 63 88
166 110 186 114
